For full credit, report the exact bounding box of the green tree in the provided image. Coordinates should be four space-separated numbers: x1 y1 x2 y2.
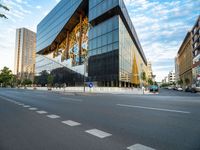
37 70 49 86
33 76 38 85
0 2 9 19
184 78 190 86
16 79 22 86
147 78 153 85
10 75 17 87
154 81 158 86
141 71 146 86
0 67 13 87
22 79 32 86
177 79 183 86
47 74 54 87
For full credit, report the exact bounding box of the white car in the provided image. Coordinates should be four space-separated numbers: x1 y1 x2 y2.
177 87 183 91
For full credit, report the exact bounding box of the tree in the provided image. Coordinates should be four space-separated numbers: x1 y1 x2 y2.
177 79 183 86
141 71 146 86
22 79 32 86
10 75 18 87
37 70 49 86
154 81 158 86
33 76 38 85
0 2 9 19
47 74 54 87
0 67 13 87
148 78 153 85
184 78 190 86
16 79 22 86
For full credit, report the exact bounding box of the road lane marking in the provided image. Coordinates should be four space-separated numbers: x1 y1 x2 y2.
60 97 83 102
14 102 20 104
23 105 30 108
127 144 155 150
117 104 191 114
62 120 81 126
85 129 112 138
16 103 23 105
36 111 47 114
47 114 60 119
29 107 38 110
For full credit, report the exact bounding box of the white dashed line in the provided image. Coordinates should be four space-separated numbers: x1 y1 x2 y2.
29 107 38 110
18 103 24 106
127 144 155 150
85 129 112 138
62 120 81 126
23 105 30 108
60 97 83 102
36 111 47 114
117 104 191 114
47 114 60 119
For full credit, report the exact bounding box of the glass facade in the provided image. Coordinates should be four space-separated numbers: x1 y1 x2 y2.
89 0 118 21
88 16 119 57
119 17 147 86
88 16 119 85
36 0 147 87
36 0 82 52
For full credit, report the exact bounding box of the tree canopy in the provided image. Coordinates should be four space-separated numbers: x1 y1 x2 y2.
141 71 146 82
0 3 9 19
0 67 13 87
148 78 153 85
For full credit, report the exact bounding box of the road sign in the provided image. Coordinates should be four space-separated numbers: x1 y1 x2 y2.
88 82 93 88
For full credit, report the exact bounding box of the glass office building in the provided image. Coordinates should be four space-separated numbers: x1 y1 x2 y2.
36 0 147 87
14 28 36 81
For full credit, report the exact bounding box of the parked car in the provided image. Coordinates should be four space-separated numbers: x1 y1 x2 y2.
168 86 173 90
185 87 196 93
177 87 183 91
149 85 159 92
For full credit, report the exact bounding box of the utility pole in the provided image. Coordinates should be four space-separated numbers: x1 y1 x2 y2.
83 56 88 93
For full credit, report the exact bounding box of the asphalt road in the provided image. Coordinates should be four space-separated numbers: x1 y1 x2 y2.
0 88 200 150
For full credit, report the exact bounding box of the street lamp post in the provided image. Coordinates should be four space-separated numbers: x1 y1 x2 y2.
83 56 88 93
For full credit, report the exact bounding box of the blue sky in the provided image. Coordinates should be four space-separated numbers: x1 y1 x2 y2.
0 0 199 81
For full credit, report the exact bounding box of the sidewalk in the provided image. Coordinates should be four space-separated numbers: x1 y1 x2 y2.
22 87 144 95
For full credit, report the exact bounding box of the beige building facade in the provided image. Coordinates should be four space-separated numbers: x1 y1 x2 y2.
177 31 193 87
14 28 36 81
147 61 153 80
192 16 200 88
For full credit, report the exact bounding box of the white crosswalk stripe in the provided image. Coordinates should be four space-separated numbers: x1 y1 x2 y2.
127 144 155 150
85 129 112 138
29 107 37 110
62 120 81 126
23 105 30 108
47 114 60 119
36 111 47 114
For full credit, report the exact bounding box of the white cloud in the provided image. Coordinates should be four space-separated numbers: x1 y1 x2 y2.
55 0 60 3
124 0 199 81
36 5 42 9
0 0 199 81
15 0 22 3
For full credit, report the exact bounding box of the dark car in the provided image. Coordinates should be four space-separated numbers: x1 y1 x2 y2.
149 85 159 92
185 87 196 93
